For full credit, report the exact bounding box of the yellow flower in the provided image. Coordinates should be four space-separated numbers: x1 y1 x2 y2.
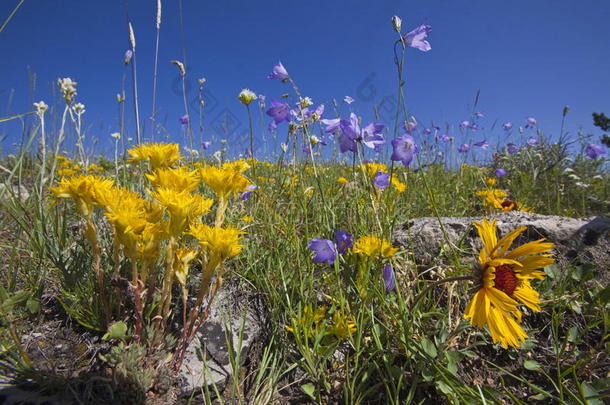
285 305 327 337
153 188 213 236
359 162 388 180
484 177 497 187
174 247 198 286
50 175 114 217
200 166 251 200
242 215 253 224
146 166 200 193
390 177 406 193
127 143 182 170
328 310 357 339
476 189 508 208
104 188 152 257
352 235 398 258
222 159 250 173
87 163 104 173
337 176 348 184
464 218 554 349
189 224 243 261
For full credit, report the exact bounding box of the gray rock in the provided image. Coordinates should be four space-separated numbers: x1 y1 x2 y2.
0 183 29 202
393 211 610 272
178 285 266 396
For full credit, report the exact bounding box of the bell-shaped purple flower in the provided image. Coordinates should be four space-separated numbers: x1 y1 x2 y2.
308 238 336 265
391 133 418 167
344 96 354 104
180 114 189 125
439 134 451 142
266 99 290 124
503 122 513 131
459 120 470 130
525 116 537 128
362 122 385 151
495 168 507 178
373 171 390 190
423 128 432 135
586 143 606 159
321 118 341 134
506 143 518 154
335 230 353 255
474 139 489 149
458 143 470 153
403 22 432 52
526 136 539 146
202 141 211 150
383 264 395 292
242 184 256 201
268 61 289 80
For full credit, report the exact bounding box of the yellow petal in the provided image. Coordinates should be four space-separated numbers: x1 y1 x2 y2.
495 226 526 257
505 239 554 260
513 281 541 312
474 218 498 259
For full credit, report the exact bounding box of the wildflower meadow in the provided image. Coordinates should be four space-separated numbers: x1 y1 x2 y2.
0 2 609 404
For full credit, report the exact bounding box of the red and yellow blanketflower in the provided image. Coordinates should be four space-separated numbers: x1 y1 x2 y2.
464 218 554 348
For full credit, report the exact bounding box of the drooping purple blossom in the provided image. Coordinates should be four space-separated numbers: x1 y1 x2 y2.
475 111 485 118
383 264 395 292
403 22 432 52
459 120 470 130
423 128 432 135
321 118 341 134
335 230 353 255
338 113 361 153
458 143 470 153
362 122 385 151
503 122 513 131
506 143 518 154
267 61 289 80
268 121 277 132
179 114 189 125
403 118 417 132
266 99 290 124
391 133 418 167
585 143 606 159
244 148 252 158
344 95 354 104
308 238 336 265
469 123 479 131
525 117 537 128
202 141 211 150
474 139 489 149
373 171 390 190
495 168 507 178
526 136 539 146
439 134 451 142
311 104 325 120
242 184 256 201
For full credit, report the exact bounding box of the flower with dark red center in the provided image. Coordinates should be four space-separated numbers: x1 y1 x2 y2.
464 217 555 349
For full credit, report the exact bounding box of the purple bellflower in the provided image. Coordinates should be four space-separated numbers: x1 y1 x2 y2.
439 134 451 142
506 143 518 154
383 264 395 292
459 120 470 130
362 122 386 151
266 99 290 124
242 184 256 201
403 22 432 52
344 95 354 104
475 111 484 118
423 128 432 135
202 141 211 150
525 117 537 128
335 230 354 255
321 118 341 134
458 143 470 153
586 143 606 159
308 238 336 265
180 114 189 125
268 61 289 80
391 133 418 167
503 122 513 131
495 168 507 178
474 139 489 149
374 171 390 190
526 136 539 146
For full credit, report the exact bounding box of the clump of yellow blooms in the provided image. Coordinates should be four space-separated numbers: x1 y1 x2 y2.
49 143 248 370
353 235 398 258
285 304 356 341
127 142 182 170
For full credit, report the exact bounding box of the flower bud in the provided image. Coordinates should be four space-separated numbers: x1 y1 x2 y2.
391 15 402 33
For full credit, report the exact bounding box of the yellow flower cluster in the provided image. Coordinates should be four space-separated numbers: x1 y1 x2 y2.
286 305 356 341
358 162 406 193
127 143 182 170
352 235 398 258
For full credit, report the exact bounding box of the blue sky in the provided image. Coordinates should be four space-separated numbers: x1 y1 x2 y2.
1 0 608 158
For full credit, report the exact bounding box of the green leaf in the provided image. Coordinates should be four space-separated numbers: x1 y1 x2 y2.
421 338 437 358
567 326 580 343
26 297 40 314
523 359 541 371
445 351 465 375
544 264 560 280
596 285 610 305
301 383 316 400
581 382 603 405
102 321 128 341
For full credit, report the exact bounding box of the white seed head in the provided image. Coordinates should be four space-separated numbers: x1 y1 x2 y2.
300 97 313 108
58 77 77 103
238 88 257 106
73 103 85 114
171 60 185 77
156 0 162 29
281 142 288 153
33 101 48 115
111 132 121 140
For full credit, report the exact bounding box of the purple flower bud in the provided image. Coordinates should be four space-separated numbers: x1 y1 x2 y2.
506 143 518 154
268 61 289 80
502 122 513 131
460 120 470 130
241 185 256 201
202 141 211 150
439 134 451 142
526 136 539 146
124 50 133 65
525 116 537 128
179 114 189 125
495 168 507 178
383 264 395 292
423 128 432 135
474 139 489 149
344 96 354 104
475 111 484 118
